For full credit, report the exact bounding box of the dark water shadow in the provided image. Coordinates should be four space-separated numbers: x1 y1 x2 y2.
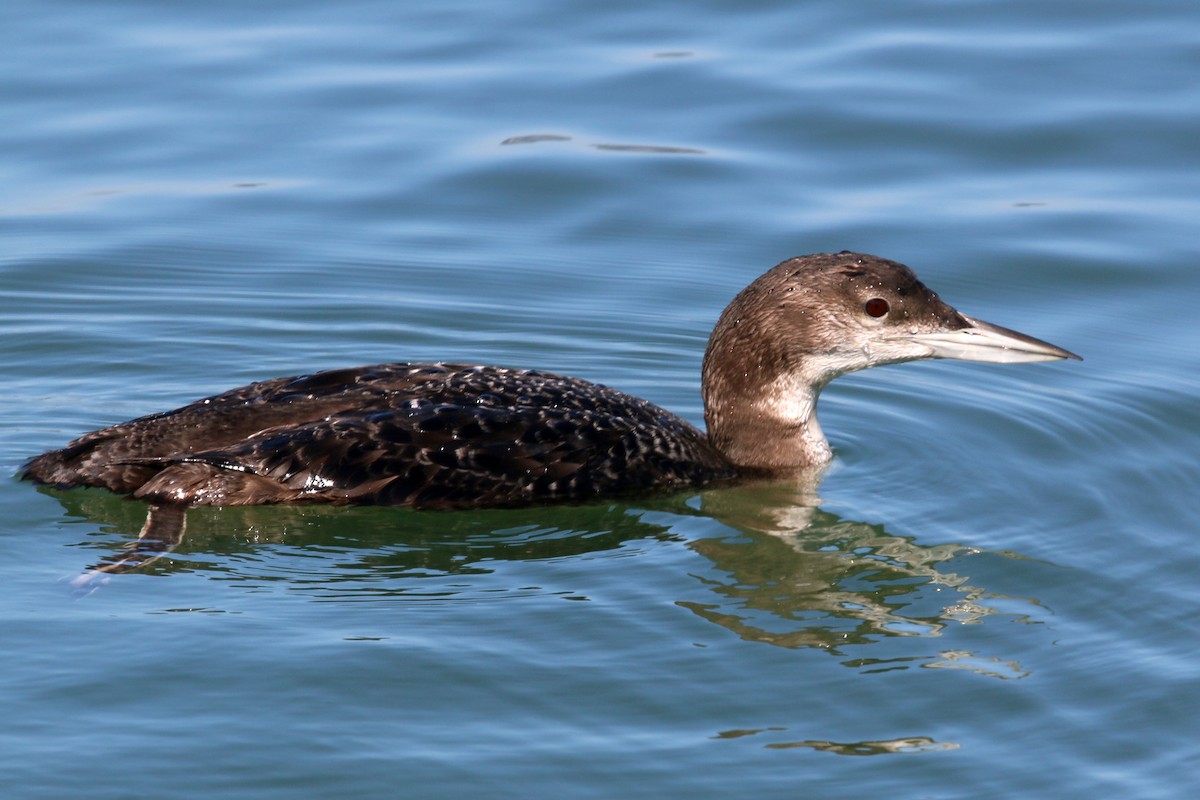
38 480 1041 673
44 487 686 595
500 133 706 155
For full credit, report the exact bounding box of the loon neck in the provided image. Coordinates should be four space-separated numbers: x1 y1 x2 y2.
700 287 836 471
702 361 834 471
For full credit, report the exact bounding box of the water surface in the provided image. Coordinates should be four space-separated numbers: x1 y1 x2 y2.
3 1 1198 798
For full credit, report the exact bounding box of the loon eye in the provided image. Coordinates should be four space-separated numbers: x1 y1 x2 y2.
864 297 890 318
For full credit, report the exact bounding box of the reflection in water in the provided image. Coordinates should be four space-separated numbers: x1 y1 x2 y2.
42 476 1039 679
684 478 1009 653
768 736 959 755
712 727 958 755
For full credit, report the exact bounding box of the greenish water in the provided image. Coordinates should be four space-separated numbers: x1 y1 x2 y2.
3 1 1198 798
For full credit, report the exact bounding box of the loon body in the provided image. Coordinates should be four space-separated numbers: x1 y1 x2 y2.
22 253 1080 509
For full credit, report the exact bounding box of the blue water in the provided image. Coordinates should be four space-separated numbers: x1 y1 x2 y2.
3 0 1199 797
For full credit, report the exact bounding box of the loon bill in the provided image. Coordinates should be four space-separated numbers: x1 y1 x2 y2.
22 252 1080 510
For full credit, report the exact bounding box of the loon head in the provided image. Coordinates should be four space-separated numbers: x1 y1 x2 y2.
701 252 1081 470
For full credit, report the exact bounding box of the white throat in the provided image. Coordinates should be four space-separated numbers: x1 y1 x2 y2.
752 372 833 465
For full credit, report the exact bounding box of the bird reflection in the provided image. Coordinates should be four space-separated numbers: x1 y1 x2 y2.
681 518 989 650
42 478 1038 667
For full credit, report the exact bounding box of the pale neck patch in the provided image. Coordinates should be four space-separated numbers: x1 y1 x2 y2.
753 372 819 425
750 372 834 466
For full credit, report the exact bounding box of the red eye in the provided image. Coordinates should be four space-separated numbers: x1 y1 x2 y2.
864 298 890 318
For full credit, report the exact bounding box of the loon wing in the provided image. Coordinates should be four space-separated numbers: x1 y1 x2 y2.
130 400 720 509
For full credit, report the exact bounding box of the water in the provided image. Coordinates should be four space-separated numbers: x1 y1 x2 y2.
3 0 1199 797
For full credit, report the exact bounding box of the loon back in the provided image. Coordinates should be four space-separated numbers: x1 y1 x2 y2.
21 363 735 509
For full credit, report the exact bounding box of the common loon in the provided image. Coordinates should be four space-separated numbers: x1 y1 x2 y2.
22 253 1080 509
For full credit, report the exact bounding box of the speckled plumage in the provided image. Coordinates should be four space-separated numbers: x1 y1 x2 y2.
23 363 735 509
